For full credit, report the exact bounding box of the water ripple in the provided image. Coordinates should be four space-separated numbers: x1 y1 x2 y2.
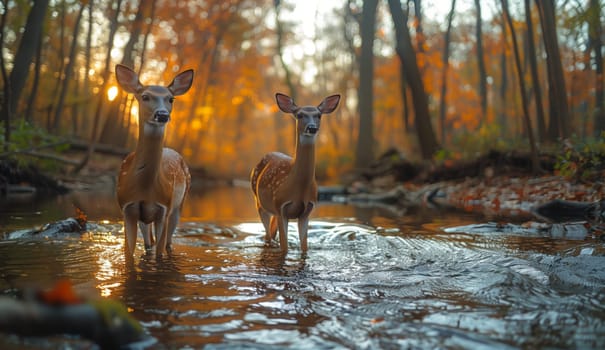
2 213 605 349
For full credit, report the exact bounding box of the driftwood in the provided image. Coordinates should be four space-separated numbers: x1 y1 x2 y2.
4 208 87 240
532 199 605 223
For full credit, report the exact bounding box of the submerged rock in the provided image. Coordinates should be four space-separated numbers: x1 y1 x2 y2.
4 208 87 240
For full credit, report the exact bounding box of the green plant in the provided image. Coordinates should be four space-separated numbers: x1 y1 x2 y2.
554 134 605 181
0 120 69 171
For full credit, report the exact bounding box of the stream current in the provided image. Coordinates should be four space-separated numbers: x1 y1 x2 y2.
0 186 604 349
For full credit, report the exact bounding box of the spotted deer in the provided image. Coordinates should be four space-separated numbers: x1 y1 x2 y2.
250 93 341 253
115 64 193 257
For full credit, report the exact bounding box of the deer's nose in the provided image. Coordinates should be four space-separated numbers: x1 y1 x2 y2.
305 125 318 134
154 110 170 123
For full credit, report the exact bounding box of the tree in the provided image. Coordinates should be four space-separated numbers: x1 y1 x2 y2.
0 0 10 151
438 0 456 144
474 0 488 122
536 0 571 141
52 2 85 132
410 0 425 54
396 3 410 132
80 0 94 136
588 0 604 136
503 0 540 173
23 33 43 124
387 0 439 160
524 0 546 142
355 0 378 168
99 0 153 147
497 15 508 132
273 0 297 152
73 0 123 174
1 0 50 145
274 0 296 101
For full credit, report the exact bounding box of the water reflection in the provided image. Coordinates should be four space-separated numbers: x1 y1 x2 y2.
1 186 605 349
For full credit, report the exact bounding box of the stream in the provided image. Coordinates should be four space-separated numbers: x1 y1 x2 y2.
1 185 604 349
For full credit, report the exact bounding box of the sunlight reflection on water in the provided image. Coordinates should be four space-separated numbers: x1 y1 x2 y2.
1 186 605 349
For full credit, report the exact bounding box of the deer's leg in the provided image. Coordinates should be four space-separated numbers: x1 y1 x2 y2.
259 208 273 243
278 204 292 253
139 222 153 252
269 216 278 240
297 217 309 252
165 208 181 253
297 203 314 252
276 215 289 252
123 203 140 257
153 207 168 257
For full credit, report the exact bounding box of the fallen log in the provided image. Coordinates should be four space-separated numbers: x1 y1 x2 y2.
531 199 604 223
0 280 144 349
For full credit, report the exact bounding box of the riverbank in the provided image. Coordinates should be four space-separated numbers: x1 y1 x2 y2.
2 148 603 223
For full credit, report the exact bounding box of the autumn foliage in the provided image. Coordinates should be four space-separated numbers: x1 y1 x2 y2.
0 1 603 180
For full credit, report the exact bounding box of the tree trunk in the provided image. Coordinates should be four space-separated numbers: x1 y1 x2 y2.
80 0 94 137
73 0 122 174
398 4 410 133
344 0 361 151
4 0 49 120
355 0 378 168
99 0 151 147
525 0 546 142
52 3 85 133
498 16 508 133
274 0 297 101
474 0 488 122
48 0 66 130
439 0 456 144
0 2 10 151
121 0 150 69
398 57 411 132
387 0 439 160
138 0 157 74
503 0 540 174
24 33 43 124
588 0 604 136
411 0 424 54
274 0 297 152
536 0 570 141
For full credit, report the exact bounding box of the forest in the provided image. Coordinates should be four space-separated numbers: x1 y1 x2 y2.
0 0 603 182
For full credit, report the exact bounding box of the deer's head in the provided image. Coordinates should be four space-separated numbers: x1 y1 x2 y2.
115 64 194 126
275 93 340 145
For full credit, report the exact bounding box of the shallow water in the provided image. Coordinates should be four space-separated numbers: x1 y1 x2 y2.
1 186 605 349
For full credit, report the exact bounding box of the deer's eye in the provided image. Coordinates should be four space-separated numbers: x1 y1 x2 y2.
169 97 175 103
141 94 150 101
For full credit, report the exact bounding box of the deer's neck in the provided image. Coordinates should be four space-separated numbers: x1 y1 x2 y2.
133 122 166 186
289 139 316 192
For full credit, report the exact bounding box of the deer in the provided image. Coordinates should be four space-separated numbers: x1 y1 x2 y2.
114 64 194 258
250 93 341 253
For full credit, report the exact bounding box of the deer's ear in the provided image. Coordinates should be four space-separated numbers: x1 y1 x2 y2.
318 95 340 114
275 93 298 113
169 69 194 96
115 64 141 93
